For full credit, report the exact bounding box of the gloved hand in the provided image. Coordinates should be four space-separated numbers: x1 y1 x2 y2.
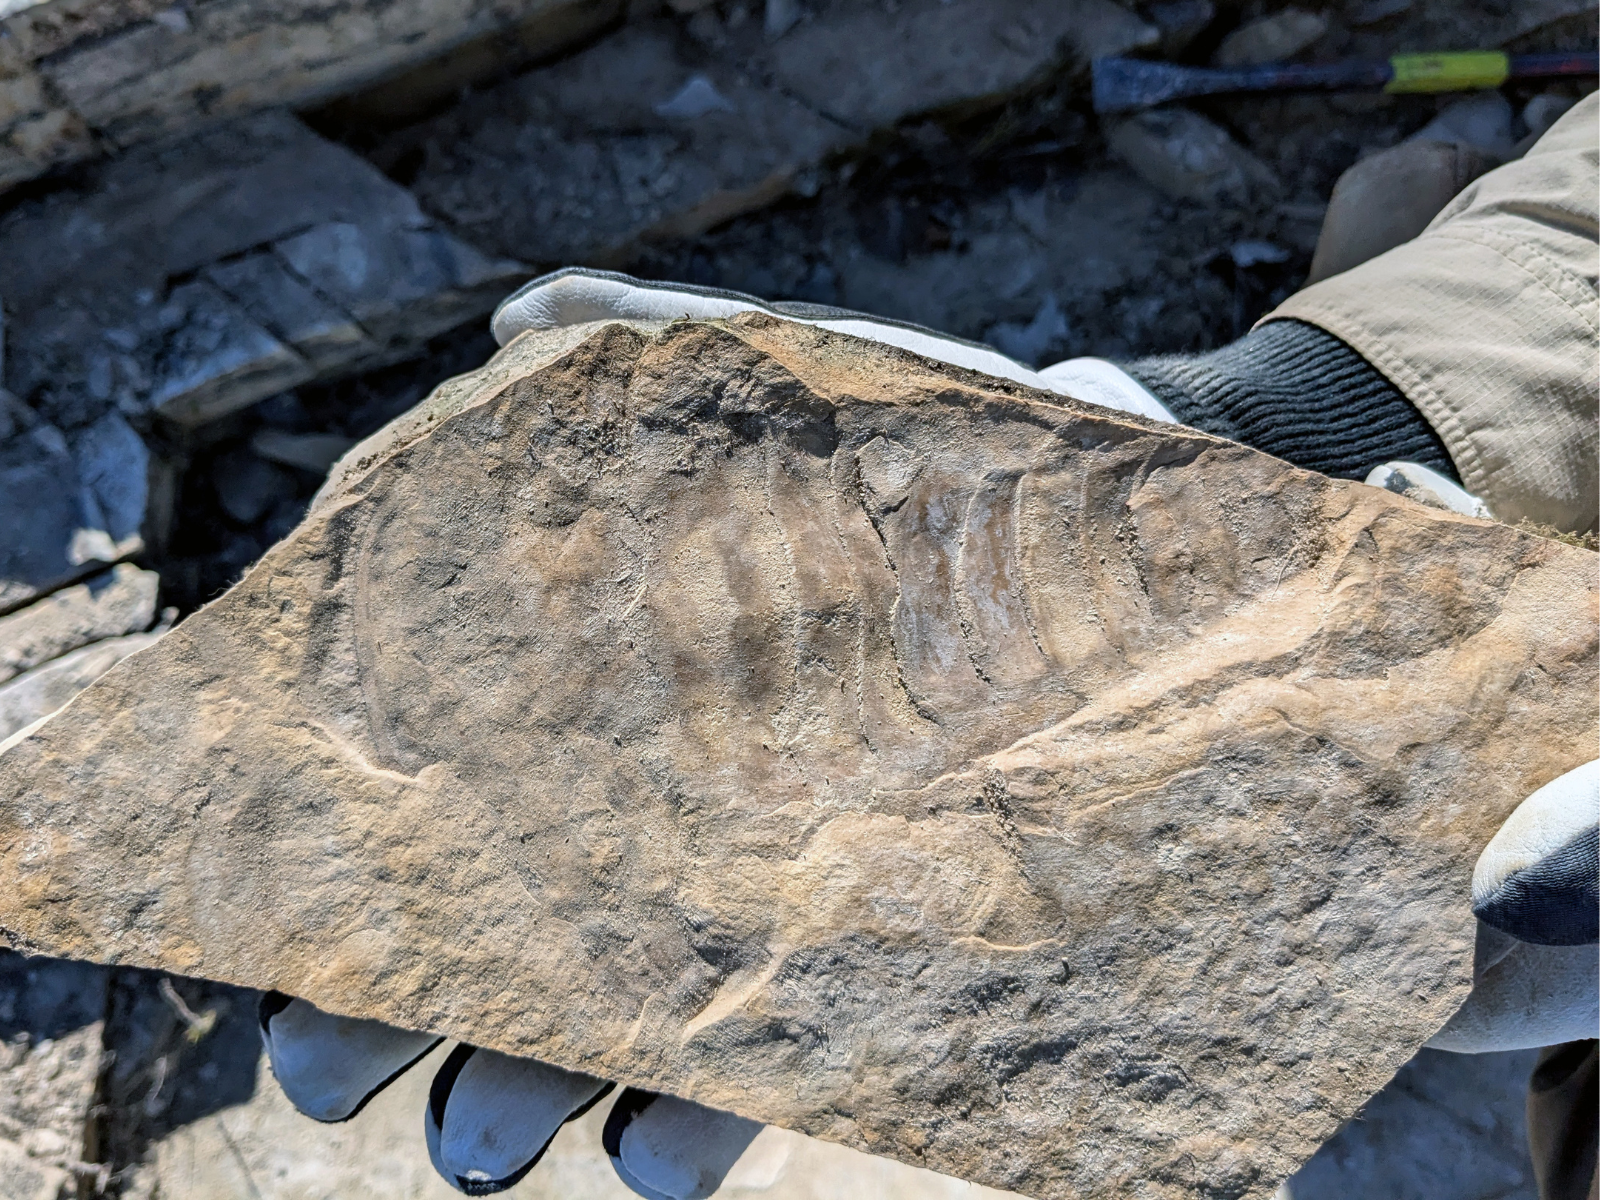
1427 760 1599 1053
259 992 761 1196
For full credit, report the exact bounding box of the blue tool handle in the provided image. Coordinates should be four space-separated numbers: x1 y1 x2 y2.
1092 52 1599 114
1092 58 1389 113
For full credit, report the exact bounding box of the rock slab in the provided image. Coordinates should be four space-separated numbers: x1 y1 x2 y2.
0 0 604 191
0 111 525 433
0 412 147 612
0 316 1595 1200
0 563 159 684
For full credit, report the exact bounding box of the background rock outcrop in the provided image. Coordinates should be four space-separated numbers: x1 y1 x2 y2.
1 316 1595 1199
0 0 619 191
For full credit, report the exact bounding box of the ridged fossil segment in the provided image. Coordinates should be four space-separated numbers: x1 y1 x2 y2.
0 315 1595 1199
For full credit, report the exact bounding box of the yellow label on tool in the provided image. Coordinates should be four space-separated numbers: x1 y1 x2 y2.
1386 51 1510 93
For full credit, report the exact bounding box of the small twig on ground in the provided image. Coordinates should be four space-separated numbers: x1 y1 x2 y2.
158 977 218 1043
66 1159 113 1195
142 1053 169 1118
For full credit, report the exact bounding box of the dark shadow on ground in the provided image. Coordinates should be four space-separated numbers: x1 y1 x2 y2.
1287 1047 1540 1200
0 951 264 1180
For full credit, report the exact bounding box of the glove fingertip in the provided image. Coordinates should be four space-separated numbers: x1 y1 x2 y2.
602 1087 660 1159
262 994 441 1123
1473 762 1599 946
1474 825 1600 946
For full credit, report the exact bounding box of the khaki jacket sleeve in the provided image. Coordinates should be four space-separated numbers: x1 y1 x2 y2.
1262 93 1598 533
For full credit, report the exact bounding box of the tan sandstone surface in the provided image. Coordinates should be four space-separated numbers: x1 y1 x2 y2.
0 315 1595 1199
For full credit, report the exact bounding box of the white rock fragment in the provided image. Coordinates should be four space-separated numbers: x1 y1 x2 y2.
0 419 146 612
271 221 526 349
211 451 294 525
205 252 374 372
0 627 166 740
73 411 148 545
1212 8 1328 67
1522 93 1577 144
653 74 736 118
0 562 159 684
251 430 358 475
146 282 313 427
0 1129 70 1200
1106 106 1279 203
1410 93 1517 161
1230 239 1290 267
0 952 111 1199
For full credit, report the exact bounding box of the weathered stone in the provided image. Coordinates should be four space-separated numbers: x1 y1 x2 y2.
272 221 525 350
0 0 1155 203
0 563 159 684
1211 8 1328 68
0 1133 70 1200
210 450 296 527
0 951 111 1197
407 21 849 268
145 282 314 427
309 0 627 130
763 0 1156 131
0 418 146 613
405 1 1156 265
834 171 1169 358
0 627 164 740
250 431 357 475
0 111 419 304
204 253 374 373
1144 0 1215 58
1410 93 1518 162
0 427 92 614
0 111 526 431
0 0 611 191
0 317 1594 1200
0 1 1162 429
1106 106 1280 204
71 411 149 547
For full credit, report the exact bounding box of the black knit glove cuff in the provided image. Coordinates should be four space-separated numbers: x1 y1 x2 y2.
1123 319 1457 482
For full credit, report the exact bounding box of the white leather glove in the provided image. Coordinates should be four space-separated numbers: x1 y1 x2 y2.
1427 761 1599 1053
